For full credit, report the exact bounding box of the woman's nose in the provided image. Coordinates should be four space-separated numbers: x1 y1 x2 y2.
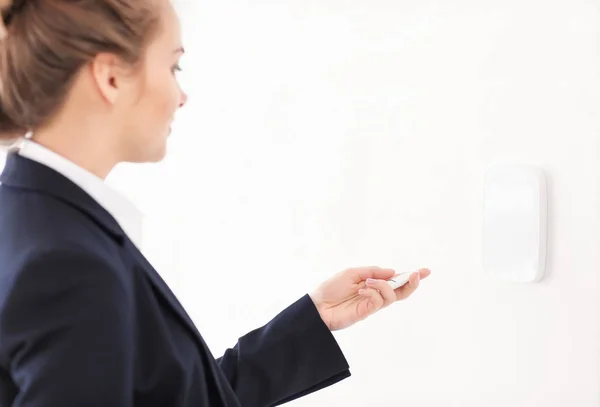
179 91 188 108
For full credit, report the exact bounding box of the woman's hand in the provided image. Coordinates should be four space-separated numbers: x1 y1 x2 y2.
309 266 431 331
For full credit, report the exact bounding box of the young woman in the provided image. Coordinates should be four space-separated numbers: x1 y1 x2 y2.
0 0 430 405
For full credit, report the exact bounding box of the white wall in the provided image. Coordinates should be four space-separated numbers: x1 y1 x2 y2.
141 1 599 405
7 0 600 405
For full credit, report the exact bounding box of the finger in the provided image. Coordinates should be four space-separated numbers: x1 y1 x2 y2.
418 268 431 280
365 278 397 307
395 271 421 301
357 287 385 314
354 266 396 282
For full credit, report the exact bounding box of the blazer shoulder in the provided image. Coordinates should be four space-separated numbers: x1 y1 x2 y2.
0 185 125 264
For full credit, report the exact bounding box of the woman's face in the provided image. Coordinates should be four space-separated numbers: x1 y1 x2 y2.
118 1 187 163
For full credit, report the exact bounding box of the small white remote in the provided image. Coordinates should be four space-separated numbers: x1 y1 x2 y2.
386 272 413 290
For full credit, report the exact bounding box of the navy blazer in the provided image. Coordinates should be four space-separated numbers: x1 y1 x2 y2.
0 153 351 407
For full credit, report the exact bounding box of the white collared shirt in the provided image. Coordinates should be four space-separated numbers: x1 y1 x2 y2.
16 139 144 249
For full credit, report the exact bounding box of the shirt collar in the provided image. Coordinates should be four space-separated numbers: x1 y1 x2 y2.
16 138 144 248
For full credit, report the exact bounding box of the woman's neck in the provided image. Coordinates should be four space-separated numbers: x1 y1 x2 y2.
31 124 119 180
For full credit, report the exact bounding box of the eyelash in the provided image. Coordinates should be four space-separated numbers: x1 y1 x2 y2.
172 64 182 74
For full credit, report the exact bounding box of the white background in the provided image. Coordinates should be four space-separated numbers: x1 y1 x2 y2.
4 0 600 405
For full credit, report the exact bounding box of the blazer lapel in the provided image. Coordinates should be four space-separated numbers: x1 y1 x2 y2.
126 238 208 348
128 238 234 403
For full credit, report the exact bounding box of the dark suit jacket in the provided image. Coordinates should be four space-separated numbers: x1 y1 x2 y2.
0 153 350 407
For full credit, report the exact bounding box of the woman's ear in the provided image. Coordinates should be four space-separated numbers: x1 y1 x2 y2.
89 53 129 105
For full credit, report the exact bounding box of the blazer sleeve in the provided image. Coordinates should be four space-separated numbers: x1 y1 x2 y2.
216 294 351 407
0 247 135 407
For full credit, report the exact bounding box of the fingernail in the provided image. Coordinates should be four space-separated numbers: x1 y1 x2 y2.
366 278 376 284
